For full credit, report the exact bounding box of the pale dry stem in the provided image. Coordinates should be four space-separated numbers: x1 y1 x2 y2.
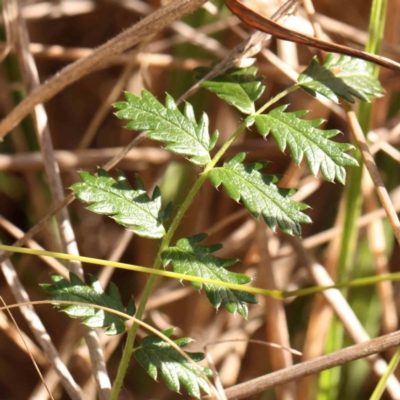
15 0 111 395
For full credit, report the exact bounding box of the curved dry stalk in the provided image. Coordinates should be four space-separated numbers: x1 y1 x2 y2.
0 297 55 400
0 0 209 139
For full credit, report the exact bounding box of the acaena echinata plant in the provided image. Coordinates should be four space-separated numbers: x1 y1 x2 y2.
42 55 383 399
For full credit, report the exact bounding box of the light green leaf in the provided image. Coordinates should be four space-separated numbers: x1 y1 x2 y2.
254 106 358 183
134 328 212 398
41 273 135 336
198 67 265 114
209 153 311 236
71 168 165 239
298 54 384 103
114 90 216 166
161 233 258 317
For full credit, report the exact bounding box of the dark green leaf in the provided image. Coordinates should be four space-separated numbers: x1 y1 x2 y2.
209 153 311 236
134 328 212 398
71 168 165 239
254 106 358 183
298 54 384 103
42 273 135 336
114 90 216 166
161 233 258 317
197 67 265 114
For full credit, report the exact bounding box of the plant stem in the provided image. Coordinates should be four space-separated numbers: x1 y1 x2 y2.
109 273 155 399
110 117 251 400
111 81 301 398
256 84 299 116
369 347 400 400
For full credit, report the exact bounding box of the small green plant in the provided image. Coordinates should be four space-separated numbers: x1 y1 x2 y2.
42 55 383 398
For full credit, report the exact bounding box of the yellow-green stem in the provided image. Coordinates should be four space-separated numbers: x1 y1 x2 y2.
369 347 400 400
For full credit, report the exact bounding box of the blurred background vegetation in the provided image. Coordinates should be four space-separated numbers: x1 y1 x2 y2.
1 0 400 399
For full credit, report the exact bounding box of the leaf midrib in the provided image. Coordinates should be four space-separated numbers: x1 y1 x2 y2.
87 182 161 225
220 166 297 221
126 103 209 155
268 113 344 160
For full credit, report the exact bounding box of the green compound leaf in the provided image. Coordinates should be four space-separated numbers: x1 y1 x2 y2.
41 273 135 336
114 90 217 166
161 233 258 318
134 328 212 398
254 106 358 183
198 66 265 114
209 153 311 236
71 168 166 239
298 54 384 103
